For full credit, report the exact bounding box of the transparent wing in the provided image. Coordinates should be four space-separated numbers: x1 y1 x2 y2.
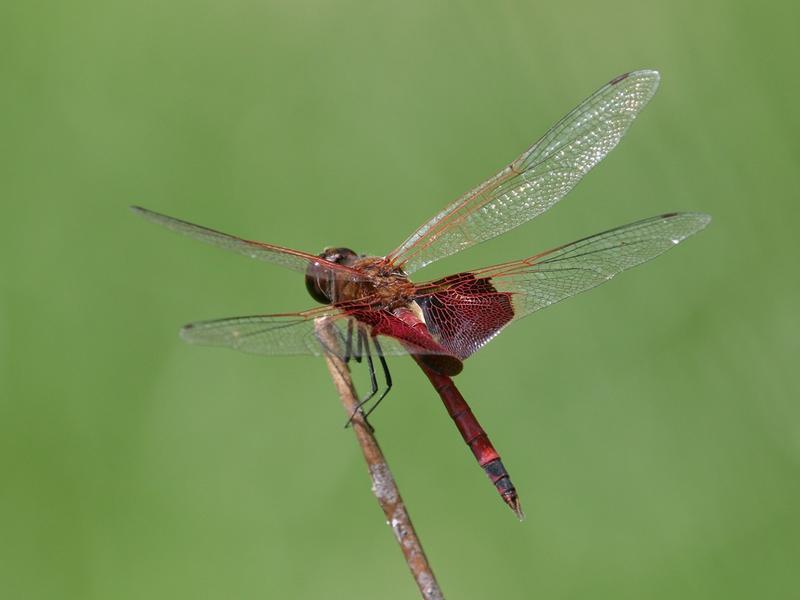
180 305 457 359
488 212 711 317
413 212 710 359
132 206 367 280
387 70 661 273
180 307 342 356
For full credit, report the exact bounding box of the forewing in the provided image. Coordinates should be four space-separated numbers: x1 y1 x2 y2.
414 212 710 358
132 206 367 280
387 70 661 273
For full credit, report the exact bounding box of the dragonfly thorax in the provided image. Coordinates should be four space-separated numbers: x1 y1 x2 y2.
305 249 414 308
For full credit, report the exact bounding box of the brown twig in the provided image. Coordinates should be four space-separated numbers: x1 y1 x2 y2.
315 318 444 600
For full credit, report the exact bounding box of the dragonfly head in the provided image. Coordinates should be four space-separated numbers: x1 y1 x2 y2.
305 247 360 304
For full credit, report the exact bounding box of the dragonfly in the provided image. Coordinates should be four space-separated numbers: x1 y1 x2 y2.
134 70 710 519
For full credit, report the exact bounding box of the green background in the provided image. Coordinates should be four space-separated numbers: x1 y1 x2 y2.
2 1 798 598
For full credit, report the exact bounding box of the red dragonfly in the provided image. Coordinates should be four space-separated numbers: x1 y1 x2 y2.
134 70 709 519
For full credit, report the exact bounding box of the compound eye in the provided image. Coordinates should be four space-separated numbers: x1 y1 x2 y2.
322 247 358 266
305 269 331 304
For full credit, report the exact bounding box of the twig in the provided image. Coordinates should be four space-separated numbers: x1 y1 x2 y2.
315 318 444 600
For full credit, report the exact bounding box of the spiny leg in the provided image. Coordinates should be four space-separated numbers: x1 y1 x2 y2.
343 318 355 364
345 327 378 429
352 321 364 364
363 337 393 420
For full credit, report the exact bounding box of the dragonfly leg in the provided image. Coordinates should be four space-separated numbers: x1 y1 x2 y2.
363 337 392 420
343 319 355 364
344 328 378 429
352 322 364 364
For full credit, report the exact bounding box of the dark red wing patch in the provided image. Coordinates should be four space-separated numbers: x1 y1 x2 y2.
415 273 515 360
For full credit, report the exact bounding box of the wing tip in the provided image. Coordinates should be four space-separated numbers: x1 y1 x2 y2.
611 69 660 83
689 212 713 233
130 205 167 226
179 323 199 343
609 72 630 85
662 211 712 226
659 211 712 243
179 322 223 347
609 69 661 94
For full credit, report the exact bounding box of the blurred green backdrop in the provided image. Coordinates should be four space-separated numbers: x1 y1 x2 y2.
2 1 799 598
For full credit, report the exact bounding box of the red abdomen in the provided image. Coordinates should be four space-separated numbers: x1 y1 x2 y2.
415 358 522 519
